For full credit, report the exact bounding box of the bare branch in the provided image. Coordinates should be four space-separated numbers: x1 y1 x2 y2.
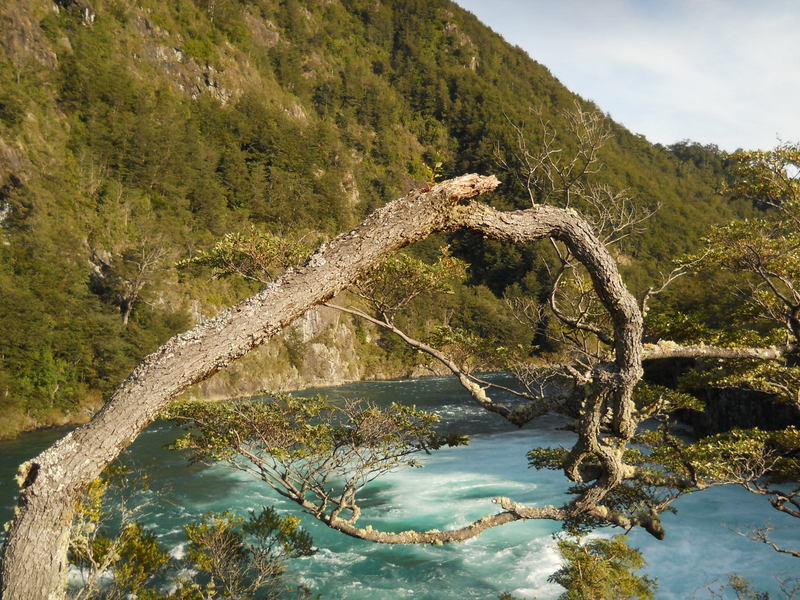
548 264 615 347
738 526 800 558
324 302 557 426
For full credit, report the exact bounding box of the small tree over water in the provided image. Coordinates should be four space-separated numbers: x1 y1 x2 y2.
548 535 655 600
166 394 467 541
66 469 316 600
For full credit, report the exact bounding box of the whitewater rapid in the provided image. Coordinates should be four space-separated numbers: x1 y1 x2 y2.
1 376 797 598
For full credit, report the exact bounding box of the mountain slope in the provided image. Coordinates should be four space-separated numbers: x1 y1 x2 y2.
0 0 749 437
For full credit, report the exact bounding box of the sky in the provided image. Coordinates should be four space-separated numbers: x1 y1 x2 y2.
453 0 800 151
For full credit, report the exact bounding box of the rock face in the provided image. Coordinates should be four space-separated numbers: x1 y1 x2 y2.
680 387 800 436
136 24 234 105
0 140 25 189
189 305 401 399
646 357 800 435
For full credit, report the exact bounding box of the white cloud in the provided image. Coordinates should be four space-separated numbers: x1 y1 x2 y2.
455 0 800 150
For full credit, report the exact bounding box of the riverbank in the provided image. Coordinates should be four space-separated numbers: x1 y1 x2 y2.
0 397 101 441
0 305 433 440
0 362 451 441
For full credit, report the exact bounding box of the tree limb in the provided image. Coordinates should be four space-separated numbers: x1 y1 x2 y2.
1 174 649 599
642 342 799 361
324 302 560 426
738 527 800 558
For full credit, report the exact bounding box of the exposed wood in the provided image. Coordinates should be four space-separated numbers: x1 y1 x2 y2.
642 342 799 361
315 495 665 544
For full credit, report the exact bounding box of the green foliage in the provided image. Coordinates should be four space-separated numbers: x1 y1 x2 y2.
696 216 800 280
0 0 758 439
165 394 467 527
111 523 171 598
527 447 569 471
177 228 315 283
638 428 768 484
642 145 800 529
667 141 735 181
724 143 799 207
354 248 468 321
182 508 315 600
549 535 656 600
625 423 800 525
527 443 676 538
680 207 800 340
645 309 767 348
165 393 463 465
679 360 800 408
74 477 111 525
659 144 800 354
69 471 170 600
427 324 497 373
633 381 705 413
68 470 316 599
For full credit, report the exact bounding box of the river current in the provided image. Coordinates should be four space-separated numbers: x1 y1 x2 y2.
1 376 797 598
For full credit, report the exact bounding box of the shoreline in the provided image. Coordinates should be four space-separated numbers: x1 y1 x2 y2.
0 367 452 442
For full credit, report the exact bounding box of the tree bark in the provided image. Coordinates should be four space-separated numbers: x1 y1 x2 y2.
1 175 497 599
453 201 644 436
0 174 645 599
642 342 799 361
315 496 664 544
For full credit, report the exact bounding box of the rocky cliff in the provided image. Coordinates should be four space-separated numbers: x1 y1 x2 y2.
188 305 440 400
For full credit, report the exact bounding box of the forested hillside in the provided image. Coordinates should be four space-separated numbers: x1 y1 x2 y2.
0 0 751 437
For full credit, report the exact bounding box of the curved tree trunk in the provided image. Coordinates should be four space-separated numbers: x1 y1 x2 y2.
0 174 644 600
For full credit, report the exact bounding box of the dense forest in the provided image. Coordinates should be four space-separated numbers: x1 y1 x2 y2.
0 0 753 439
3 1 800 599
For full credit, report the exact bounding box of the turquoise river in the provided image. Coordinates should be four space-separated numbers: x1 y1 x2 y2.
1 376 798 598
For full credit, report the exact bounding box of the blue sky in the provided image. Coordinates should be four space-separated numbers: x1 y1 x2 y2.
454 0 800 151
